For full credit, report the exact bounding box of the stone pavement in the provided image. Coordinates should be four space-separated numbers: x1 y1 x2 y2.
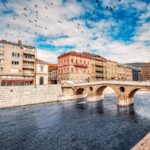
131 133 150 150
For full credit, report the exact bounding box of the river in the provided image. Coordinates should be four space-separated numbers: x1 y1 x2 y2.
0 92 150 150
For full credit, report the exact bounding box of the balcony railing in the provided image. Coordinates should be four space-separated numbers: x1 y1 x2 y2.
96 73 104 77
23 57 35 62
74 63 88 68
23 49 35 55
23 72 34 76
23 65 35 69
95 63 104 67
95 68 103 72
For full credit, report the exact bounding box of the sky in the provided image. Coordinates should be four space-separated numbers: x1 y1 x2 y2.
0 0 150 63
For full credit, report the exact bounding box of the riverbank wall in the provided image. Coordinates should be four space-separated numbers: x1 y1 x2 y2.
0 85 62 108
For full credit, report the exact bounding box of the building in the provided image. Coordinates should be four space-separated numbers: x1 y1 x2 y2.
82 52 107 81
140 63 150 81
117 64 132 81
58 51 91 83
126 63 143 69
58 51 107 83
36 59 49 85
132 67 141 81
106 60 117 80
127 65 141 81
0 40 36 86
48 63 58 84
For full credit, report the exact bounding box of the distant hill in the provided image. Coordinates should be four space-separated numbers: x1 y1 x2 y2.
126 63 145 68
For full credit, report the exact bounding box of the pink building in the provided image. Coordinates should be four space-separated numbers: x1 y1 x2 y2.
58 51 91 83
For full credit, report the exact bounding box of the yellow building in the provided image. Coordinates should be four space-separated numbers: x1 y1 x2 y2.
106 60 117 80
117 64 132 81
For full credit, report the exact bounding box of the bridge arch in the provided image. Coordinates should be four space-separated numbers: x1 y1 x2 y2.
75 88 87 96
128 88 141 99
95 85 117 97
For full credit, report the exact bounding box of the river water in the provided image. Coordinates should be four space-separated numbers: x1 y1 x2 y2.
0 93 150 150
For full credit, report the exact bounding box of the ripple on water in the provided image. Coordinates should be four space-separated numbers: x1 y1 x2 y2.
0 94 150 150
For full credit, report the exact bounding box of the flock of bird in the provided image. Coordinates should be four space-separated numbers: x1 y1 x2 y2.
2 0 123 44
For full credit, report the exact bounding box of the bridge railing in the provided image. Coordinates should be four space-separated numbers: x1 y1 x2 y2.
71 80 150 87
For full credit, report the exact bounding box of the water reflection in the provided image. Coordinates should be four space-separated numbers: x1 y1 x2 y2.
96 100 104 114
117 105 135 116
76 98 87 110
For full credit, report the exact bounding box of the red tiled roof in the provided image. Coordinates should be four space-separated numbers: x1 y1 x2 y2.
58 51 107 61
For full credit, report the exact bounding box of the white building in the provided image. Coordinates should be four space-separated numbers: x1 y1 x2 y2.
36 59 49 85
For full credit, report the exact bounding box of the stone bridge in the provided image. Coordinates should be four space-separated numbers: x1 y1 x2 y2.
61 81 150 106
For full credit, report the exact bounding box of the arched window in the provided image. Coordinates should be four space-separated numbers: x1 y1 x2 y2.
39 76 44 85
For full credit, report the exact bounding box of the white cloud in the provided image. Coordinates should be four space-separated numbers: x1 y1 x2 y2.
37 49 59 63
0 0 150 64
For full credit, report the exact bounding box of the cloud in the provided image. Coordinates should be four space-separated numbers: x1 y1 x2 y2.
0 0 150 63
37 49 59 63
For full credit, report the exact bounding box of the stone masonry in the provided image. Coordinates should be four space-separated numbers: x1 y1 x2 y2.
0 85 62 108
131 133 150 150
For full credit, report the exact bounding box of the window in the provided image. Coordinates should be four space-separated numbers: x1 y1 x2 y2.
71 68 73 73
24 54 34 59
12 52 20 58
0 51 4 56
13 46 19 50
0 59 4 65
0 44 4 48
12 61 19 65
0 67 3 72
40 66 44 72
71 59 73 63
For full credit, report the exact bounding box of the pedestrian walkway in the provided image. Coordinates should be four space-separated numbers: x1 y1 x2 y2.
131 133 150 150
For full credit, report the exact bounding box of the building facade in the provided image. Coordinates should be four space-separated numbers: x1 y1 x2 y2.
48 63 58 84
36 59 49 85
106 60 117 80
82 52 107 81
58 51 91 83
117 64 132 81
127 65 141 81
0 40 36 86
58 51 133 83
140 63 150 81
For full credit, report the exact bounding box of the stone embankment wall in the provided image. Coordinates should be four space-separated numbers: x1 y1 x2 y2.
0 85 62 108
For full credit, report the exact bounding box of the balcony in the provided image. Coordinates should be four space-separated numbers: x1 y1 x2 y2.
95 63 104 67
74 63 88 68
23 57 35 62
23 65 35 69
23 49 35 55
95 67 103 72
23 72 34 76
96 73 104 78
